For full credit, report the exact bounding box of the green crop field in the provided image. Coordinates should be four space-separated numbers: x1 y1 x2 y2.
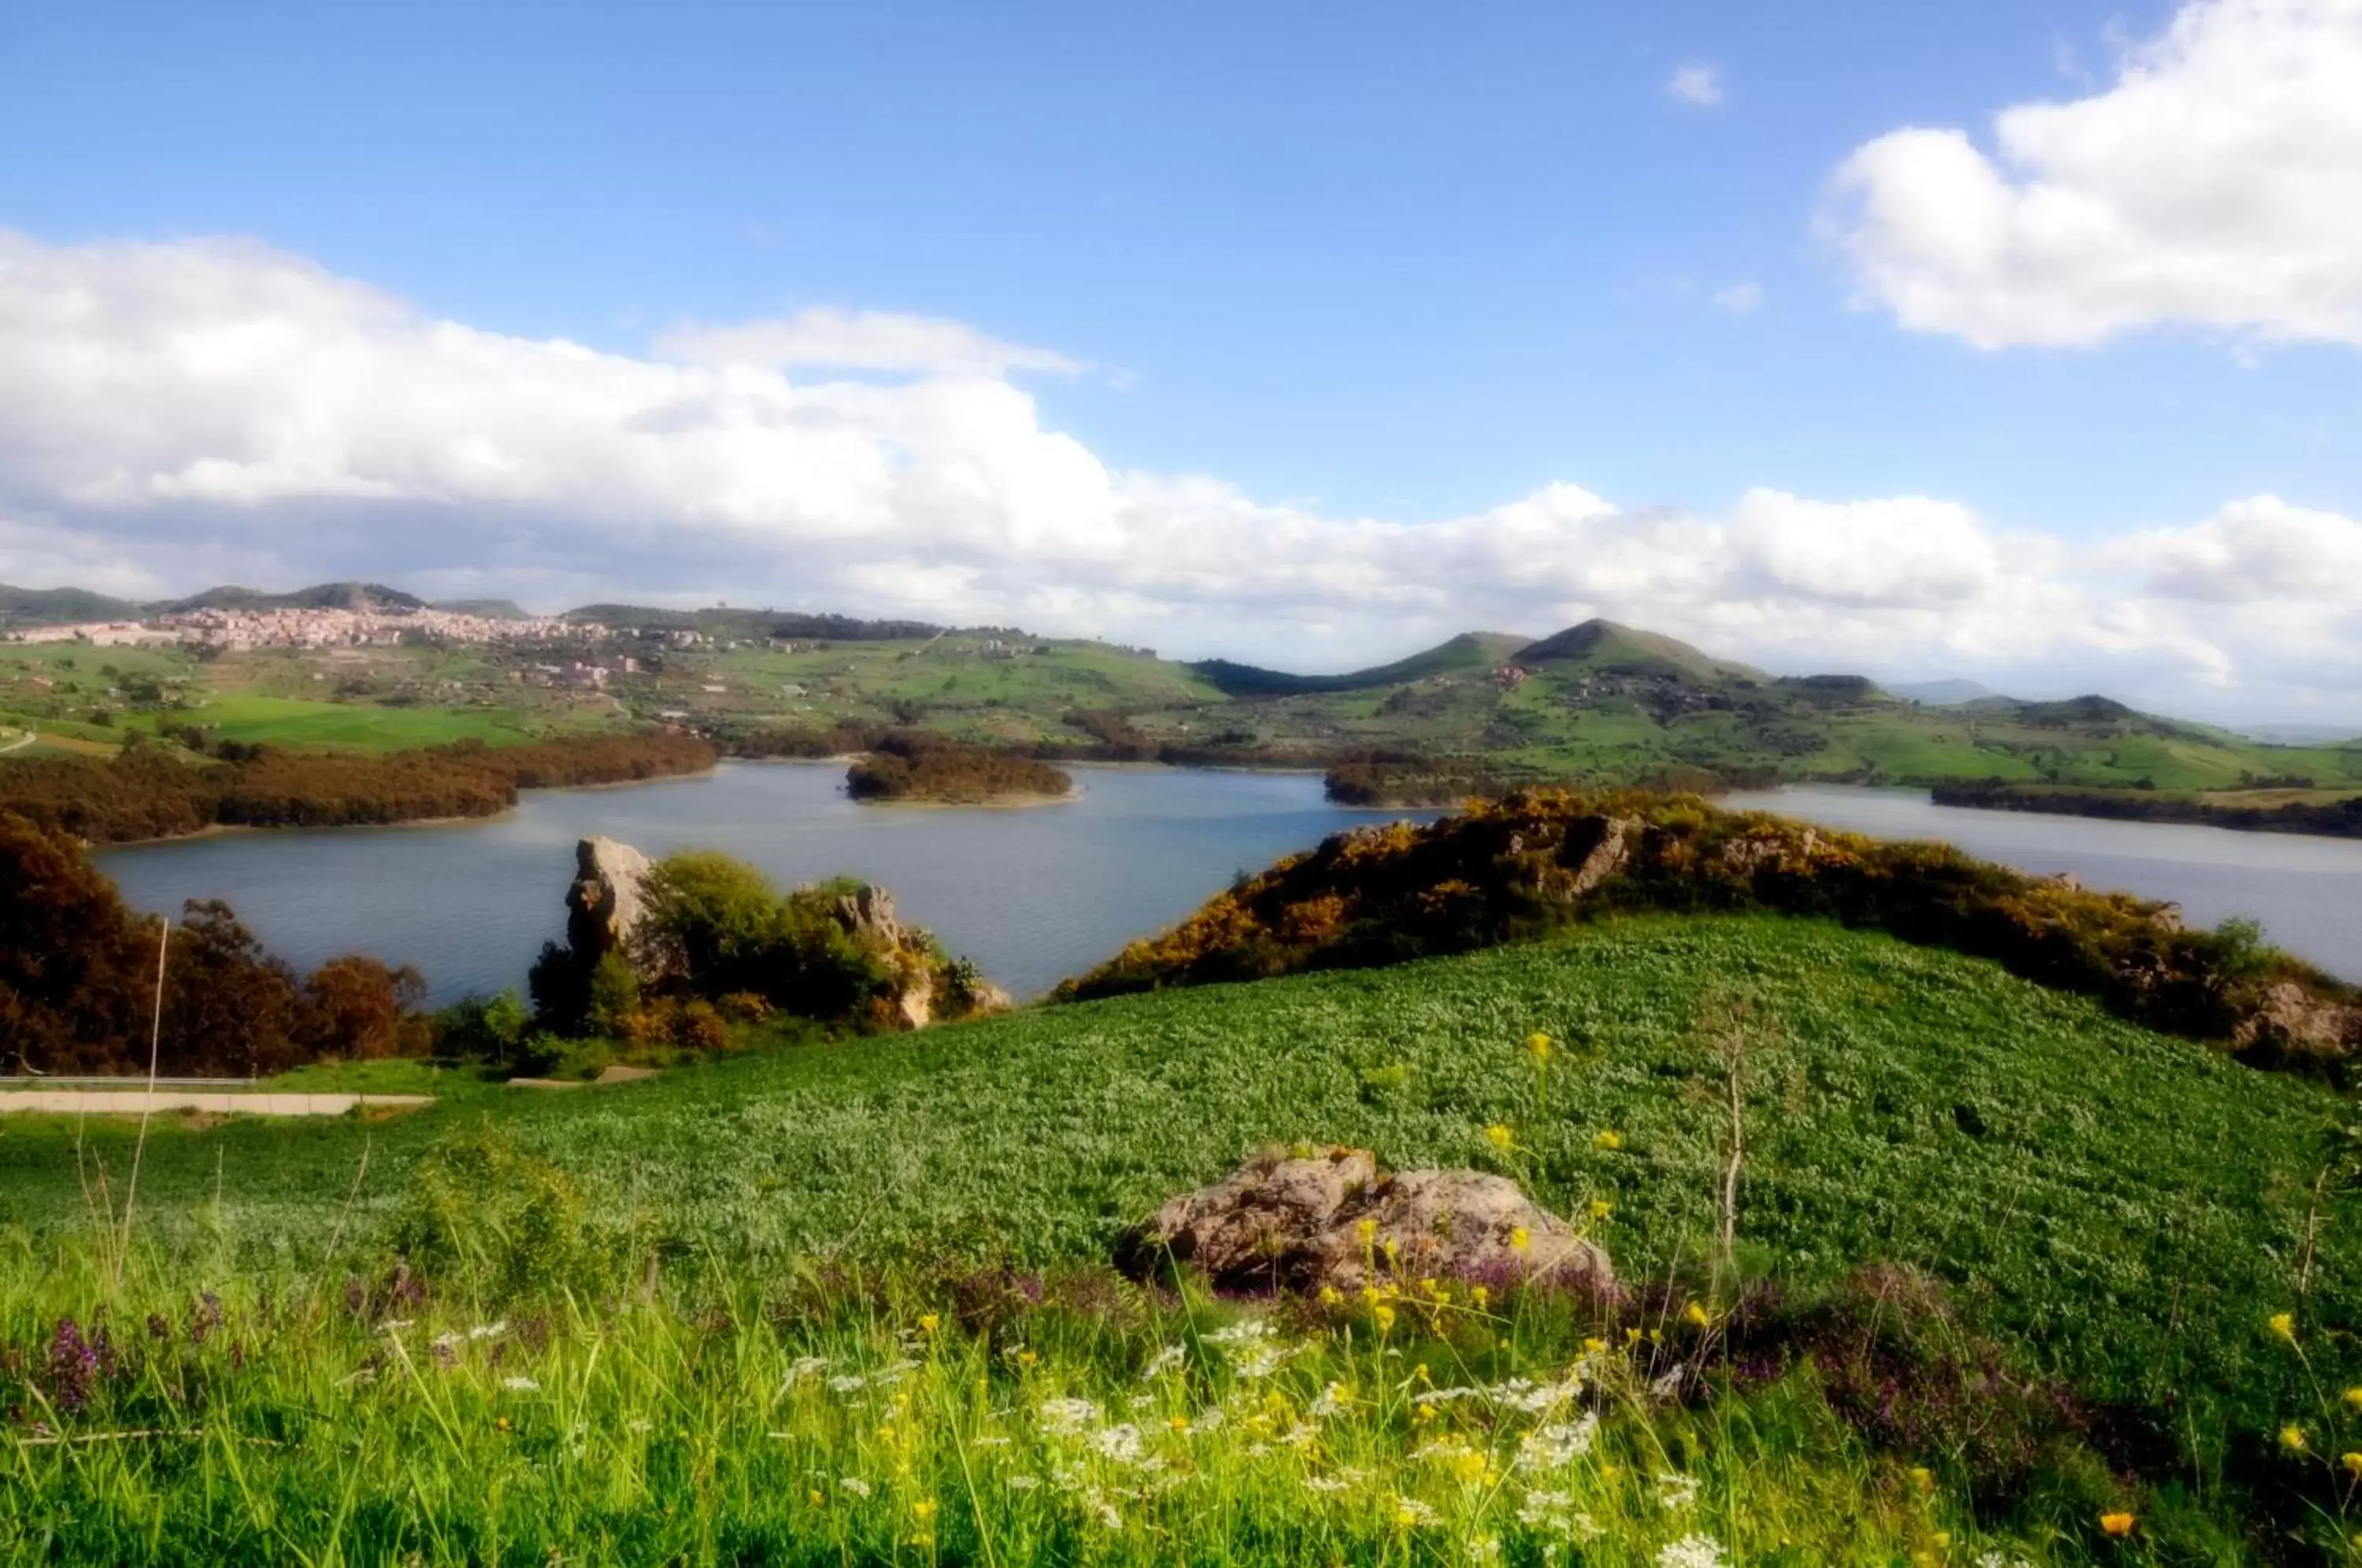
7 914 2361 1560
131 693 567 749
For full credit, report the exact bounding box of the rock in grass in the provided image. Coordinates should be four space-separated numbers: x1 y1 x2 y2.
1120 1146 1613 1296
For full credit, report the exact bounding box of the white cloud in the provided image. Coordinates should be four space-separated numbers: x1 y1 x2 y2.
1 230 2360 716
1710 282 1764 313
1665 63 1724 106
654 306 1084 376
1828 0 2362 350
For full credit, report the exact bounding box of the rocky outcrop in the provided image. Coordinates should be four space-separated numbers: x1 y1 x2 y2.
565 836 653 974
2234 982 2362 1061
1120 1147 1614 1296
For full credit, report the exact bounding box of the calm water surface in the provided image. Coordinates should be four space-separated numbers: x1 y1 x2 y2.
1725 786 2362 981
94 771 2362 1003
98 764 1431 1004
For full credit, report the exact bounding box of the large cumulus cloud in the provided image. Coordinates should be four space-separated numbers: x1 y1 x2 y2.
1 228 2359 719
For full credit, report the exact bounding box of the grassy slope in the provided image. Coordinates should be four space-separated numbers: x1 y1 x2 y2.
6 915 2348 1425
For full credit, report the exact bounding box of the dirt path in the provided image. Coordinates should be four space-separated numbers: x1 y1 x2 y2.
0 1090 431 1116
0 729 34 756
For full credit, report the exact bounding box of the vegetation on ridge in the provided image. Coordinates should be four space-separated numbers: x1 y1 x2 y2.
846 731 1073 804
1058 790 2359 1074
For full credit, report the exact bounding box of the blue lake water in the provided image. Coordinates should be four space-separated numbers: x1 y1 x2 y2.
92 768 2362 1004
97 764 1433 1004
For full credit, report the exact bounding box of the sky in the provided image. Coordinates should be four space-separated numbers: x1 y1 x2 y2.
2 0 2360 719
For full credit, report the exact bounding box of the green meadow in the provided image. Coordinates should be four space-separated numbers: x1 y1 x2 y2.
7 916 2360 1561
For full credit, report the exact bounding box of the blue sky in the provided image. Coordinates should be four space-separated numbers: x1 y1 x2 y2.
2 0 2360 716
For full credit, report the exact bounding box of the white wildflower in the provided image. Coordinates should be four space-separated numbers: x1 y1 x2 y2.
970 1434 1010 1448
1309 1381 1353 1418
1092 1423 1147 1463
1005 1474 1040 1490
1390 1496 1439 1528
1141 1345 1187 1379
1304 1475 1354 1494
839 1477 872 1499
1516 1414 1598 1470
1038 1397 1100 1435
1083 1492 1123 1529
501 1375 539 1392
468 1321 507 1341
1204 1319 1273 1345
1649 1363 1686 1400
1231 1344 1291 1379
827 1374 868 1395
1655 1471 1700 1512
784 1355 829 1384
1656 1535 1729 1568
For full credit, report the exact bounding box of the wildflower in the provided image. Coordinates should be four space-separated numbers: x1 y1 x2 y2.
1310 1381 1353 1418
1485 1123 1515 1152
1391 1496 1438 1529
1525 1032 1553 1063
786 1355 829 1384
1583 1337 1607 1355
1038 1397 1100 1435
2346 1386 2362 1414
807 1488 824 1507
841 1477 873 1498
1092 1423 1146 1463
1472 1285 1491 1309
2281 1425 2308 1454
468 1320 508 1341
2270 1312 2297 1343
1141 1345 1187 1379
502 1375 539 1392
1589 1199 1612 1221
917 1313 940 1337
1656 1471 1701 1511
912 1499 939 1524
1509 1226 1531 1253
2342 1452 2362 1479
1168 1415 1190 1433
1683 1301 1711 1329
45 1318 99 1415
1650 1363 1687 1400
1006 1474 1040 1491
1356 1217 1379 1245
1594 1129 1623 1152
1517 1415 1599 1470
1318 1285 1343 1306
1372 1304 1397 1333
2098 1511 2135 1538
494 1416 509 1433
1657 1534 1730 1568
1908 1466 1934 1493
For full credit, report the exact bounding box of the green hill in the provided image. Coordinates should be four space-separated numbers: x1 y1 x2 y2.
1189 630 1532 696
1509 619 1760 682
0 582 148 627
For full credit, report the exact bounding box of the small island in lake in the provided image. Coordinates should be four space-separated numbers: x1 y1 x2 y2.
845 732 1072 804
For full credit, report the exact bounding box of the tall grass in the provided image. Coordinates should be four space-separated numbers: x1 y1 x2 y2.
2 1226 2111 1568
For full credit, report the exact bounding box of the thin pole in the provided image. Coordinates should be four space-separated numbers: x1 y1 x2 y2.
116 915 169 1281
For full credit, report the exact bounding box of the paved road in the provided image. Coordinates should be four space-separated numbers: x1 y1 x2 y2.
0 1090 432 1116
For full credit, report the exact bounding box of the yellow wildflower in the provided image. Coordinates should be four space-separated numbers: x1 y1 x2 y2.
2099 1511 2135 1538
1588 1199 1612 1221
2342 1452 2362 1480
2345 1386 2362 1414
1625 1327 1644 1345
1594 1129 1623 1152
1485 1123 1514 1152
1356 1217 1379 1245
917 1313 940 1336
1683 1301 1711 1329
1583 1337 1607 1354
1509 1226 1531 1252
807 1489 824 1507
1908 1466 1934 1493
913 1499 939 1524
1471 1285 1491 1309
1525 1032 1553 1063
1373 1303 1397 1333
2270 1311 2297 1343
2282 1425 2308 1454
1319 1285 1344 1306
1170 1415 1190 1433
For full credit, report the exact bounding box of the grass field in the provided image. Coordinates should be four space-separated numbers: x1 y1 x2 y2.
8 914 2362 1559
130 693 567 749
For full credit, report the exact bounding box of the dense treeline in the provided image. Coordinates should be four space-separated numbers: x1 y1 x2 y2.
1934 781 2362 840
0 812 425 1075
846 734 1071 803
0 731 714 845
1061 788 2360 1074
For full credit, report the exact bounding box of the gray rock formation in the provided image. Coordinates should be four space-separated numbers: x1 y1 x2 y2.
1120 1147 1614 1296
565 836 653 973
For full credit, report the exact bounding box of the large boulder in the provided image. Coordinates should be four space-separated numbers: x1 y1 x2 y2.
2234 982 2362 1062
565 836 653 973
1120 1147 1614 1296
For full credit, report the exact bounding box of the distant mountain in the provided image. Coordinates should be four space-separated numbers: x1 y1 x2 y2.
0 583 148 627
2238 723 2362 746
162 581 428 614
430 597 531 620
1886 679 1995 706
1509 619 1762 683
1189 631 1533 697
564 602 948 641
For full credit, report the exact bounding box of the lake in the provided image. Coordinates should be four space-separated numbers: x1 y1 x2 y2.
1724 785 2362 981
97 764 1433 1004
94 770 2362 1004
